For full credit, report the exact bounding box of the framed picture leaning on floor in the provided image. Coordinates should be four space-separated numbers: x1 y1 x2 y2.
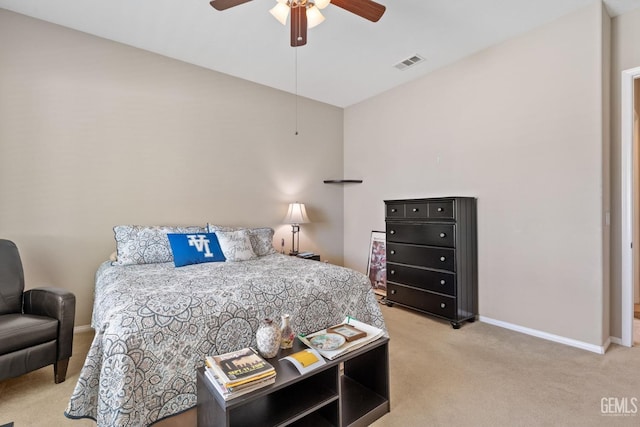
366 231 387 297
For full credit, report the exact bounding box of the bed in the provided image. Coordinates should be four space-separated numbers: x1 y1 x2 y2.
65 225 386 426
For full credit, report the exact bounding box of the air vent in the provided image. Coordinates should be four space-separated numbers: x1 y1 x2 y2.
394 54 425 71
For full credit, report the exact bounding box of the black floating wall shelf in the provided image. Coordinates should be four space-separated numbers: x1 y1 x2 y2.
323 180 363 184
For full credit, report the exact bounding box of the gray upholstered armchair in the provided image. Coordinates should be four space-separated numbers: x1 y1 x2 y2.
0 239 75 383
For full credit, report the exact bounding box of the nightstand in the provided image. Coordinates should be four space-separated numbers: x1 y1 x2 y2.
296 253 320 261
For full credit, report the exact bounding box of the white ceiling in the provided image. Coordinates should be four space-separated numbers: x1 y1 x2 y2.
1 0 639 107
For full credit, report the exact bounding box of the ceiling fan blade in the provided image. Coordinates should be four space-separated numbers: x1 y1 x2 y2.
290 4 307 47
330 0 386 22
209 0 253 11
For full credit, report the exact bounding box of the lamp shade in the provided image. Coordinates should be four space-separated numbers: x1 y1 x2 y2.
306 5 325 29
283 202 310 224
270 2 290 25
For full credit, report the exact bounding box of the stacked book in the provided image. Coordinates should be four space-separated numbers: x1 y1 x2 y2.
204 347 276 400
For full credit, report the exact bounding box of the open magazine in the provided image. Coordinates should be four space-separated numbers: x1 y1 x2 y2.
280 348 326 375
299 316 385 360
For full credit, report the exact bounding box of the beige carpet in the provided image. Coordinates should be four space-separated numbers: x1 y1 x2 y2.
2 305 640 426
0 329 95 427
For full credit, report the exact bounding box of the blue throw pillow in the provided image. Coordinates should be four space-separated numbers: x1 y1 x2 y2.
167 233 226 267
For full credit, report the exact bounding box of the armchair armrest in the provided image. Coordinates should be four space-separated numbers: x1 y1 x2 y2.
23 287 76 361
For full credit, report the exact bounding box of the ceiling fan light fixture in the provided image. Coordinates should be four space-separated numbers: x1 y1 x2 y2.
306 5 325 29
270 2 290 25
249 0 385 47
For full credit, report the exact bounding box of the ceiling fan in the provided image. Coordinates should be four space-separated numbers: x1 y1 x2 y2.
209 0 386 47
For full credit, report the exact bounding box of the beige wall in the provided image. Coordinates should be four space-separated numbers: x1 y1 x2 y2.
0 10 345 326
344 3 607 345
610 6 640 338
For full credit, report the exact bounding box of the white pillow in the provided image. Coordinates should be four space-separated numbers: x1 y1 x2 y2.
215 229 257 262
207 224 276 256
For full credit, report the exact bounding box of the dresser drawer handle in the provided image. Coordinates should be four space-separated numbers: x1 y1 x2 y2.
440 303 446 309
390 250 396 255
437 207 444 212
391 289 397 295
412 208 419 212
391 208 397 213
389 230 396 235
440 279 446 285
439 232 446 238
440 256 446 262
390 270 395 275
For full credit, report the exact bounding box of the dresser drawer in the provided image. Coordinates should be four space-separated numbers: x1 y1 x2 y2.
405 203 428 219
387 284 455 319
387 243 455 272
386 203 405 218
387 263 455 296
428 200 455 219
386 223 454 247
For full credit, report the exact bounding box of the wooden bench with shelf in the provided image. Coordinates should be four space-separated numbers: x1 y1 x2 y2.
197 337 389 427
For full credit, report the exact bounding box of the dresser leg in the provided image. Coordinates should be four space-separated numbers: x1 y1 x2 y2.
450 321 461 329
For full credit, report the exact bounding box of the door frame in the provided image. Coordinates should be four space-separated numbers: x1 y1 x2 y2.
620 66 640 347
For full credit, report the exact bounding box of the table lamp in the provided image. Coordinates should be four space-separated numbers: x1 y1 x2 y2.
283 202 310 255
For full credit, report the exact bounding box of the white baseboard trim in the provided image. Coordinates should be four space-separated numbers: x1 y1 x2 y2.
73 324 93 333
479 316 607 354
610 336 623 345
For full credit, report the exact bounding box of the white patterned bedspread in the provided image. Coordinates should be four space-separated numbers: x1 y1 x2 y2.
65 254 386 426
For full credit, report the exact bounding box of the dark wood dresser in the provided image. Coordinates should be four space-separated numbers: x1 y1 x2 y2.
384 197 477 328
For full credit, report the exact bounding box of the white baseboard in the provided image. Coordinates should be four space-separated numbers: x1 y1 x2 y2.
73 324 93 333
479 316 608 354
610 336 623 345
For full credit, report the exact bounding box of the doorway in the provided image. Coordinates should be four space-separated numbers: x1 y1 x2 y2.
621 66 640 347
634 78 640 345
